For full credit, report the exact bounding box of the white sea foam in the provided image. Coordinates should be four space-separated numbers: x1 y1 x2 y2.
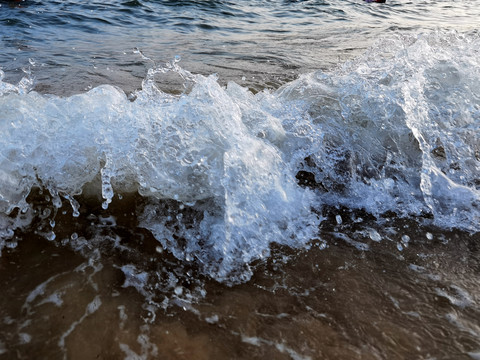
281 31 480 230
0 31 479 283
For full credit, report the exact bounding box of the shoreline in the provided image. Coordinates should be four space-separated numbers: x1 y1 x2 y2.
2 211 479 359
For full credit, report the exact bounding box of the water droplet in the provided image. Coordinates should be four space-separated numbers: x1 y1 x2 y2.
317 240 327 250
368 229 382 242
6 240 17 249
335 215 342 225
174 286 183 296
42 208 51 218
205 314 219 324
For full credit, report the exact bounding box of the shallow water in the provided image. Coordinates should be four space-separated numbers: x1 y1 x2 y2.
2 209 480 359
1 0 480 359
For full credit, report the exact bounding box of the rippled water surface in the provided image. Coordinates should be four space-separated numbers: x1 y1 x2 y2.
1 0 479 93
1 1 480 359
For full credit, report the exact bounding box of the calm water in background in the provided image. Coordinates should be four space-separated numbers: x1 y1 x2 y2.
1 1 480 359
1 0 478 94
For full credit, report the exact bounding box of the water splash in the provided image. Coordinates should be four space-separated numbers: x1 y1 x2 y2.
1 31 479 283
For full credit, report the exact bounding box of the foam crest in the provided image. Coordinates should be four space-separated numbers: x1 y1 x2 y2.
0 62 320 282
278 31 480 231
1 30 479 282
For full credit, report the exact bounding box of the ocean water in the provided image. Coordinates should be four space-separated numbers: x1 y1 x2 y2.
1 0 480 359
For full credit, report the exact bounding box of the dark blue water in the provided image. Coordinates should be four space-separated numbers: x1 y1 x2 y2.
1 1 480 359
1 0 478 93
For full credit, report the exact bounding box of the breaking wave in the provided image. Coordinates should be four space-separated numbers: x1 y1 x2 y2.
1 30 479 283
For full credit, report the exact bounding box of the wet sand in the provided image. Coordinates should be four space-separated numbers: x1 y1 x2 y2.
1 195 479 359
